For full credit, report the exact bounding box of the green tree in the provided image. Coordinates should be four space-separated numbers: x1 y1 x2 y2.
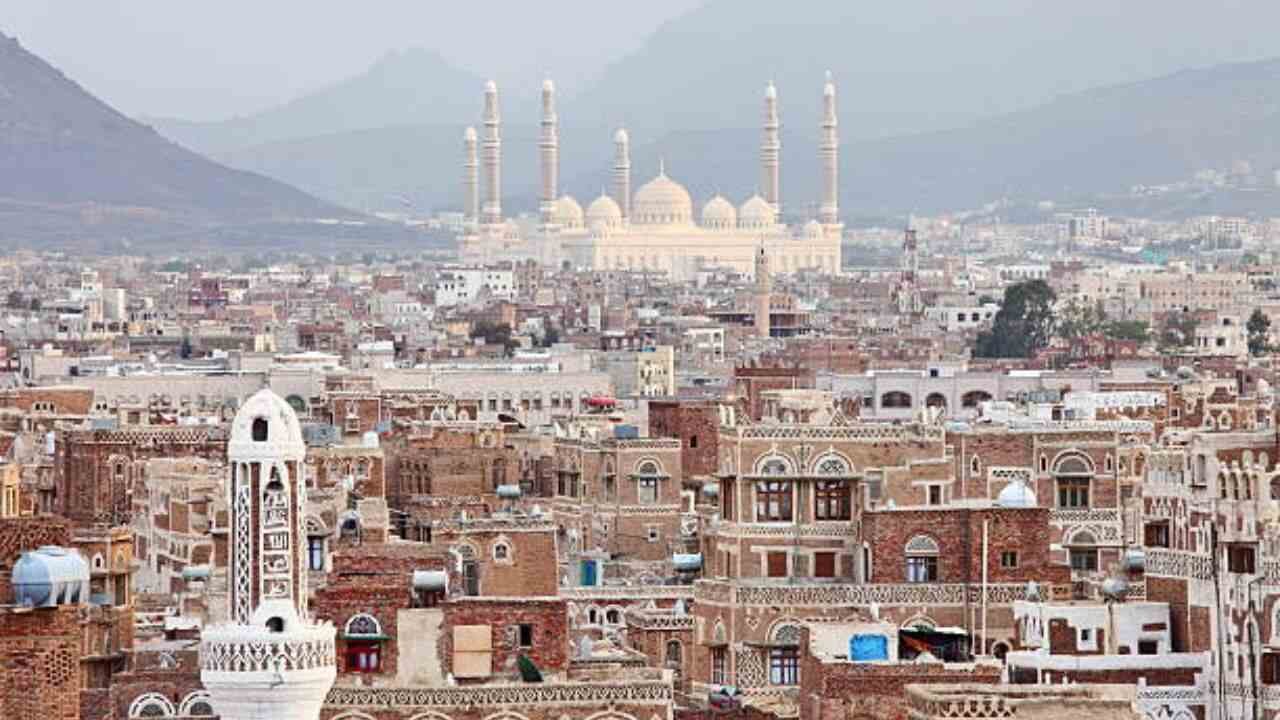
1103 320 1149 342
1057 298 1107 341
1157 313 1198 352
1248 308 1272 356
974 280 1057 358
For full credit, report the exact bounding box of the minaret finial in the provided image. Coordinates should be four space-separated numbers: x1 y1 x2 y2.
659 158 666 177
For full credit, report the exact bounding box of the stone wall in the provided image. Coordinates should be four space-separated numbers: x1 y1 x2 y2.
0 604 81 720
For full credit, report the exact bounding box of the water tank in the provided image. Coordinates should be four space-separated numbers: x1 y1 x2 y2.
496 484 522 499
12 546 90 607
1100 576 1129 602
672 553 703 572
412 570 448 593
1123 549 1145 572
362 431 380 448
613 425 639 439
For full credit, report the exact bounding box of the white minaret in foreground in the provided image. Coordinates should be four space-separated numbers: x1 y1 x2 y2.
819 71 839 226
201 389 336 720
539 78 559 225
612 128 632 221
761 81 781 219
481 80 503 225
463 126 479 222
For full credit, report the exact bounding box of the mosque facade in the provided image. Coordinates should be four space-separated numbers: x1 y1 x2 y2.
458 76 844 281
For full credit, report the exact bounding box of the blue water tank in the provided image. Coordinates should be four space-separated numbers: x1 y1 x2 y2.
12 546 90 607
849 634 889 661
614 425 639 439
672 553 703 572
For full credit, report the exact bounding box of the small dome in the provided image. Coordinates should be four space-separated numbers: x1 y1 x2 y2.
556 195 584 228
542 78 555 93
485 79 498 93
464 126 477 142
586 194 622 230
804 219 823 238
765 82 777 100
633 170 693 226
614 128 629 145
701 195 737 229
996 480 1036 508
739 195 775 228
229 388 305 461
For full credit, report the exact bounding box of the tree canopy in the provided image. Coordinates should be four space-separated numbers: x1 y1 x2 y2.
974 279 1056 358
1248 308 1271 356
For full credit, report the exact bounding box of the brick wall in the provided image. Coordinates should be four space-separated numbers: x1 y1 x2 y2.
440 598 569 678
648 401 719 478
0 605 81 720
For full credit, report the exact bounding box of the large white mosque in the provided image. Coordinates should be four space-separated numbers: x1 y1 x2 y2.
457 75 844 281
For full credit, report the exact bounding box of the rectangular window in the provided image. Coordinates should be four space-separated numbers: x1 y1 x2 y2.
1000 551 1018 569
1138 640 1159 655
1144 522 1170 548
756 481 793 522
1069 549 1098 572
1057 478 1090 508
927 485 943 506
905 556 938 583
1263 654 1280 685
308 536 325 571
1228 545 1256 574
647 526 660 543
814 552 836 578
346 641 382 673
638 477 658 504
769 647 799 685
721 479 735 521
766 551 788 578
815 480 851 520
711 646 727 685
518 624 534 647
462 560 480 596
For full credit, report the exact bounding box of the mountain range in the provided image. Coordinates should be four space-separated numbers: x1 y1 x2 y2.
0 31 381 249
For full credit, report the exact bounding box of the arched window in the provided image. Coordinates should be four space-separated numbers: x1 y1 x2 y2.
905 535 940 583
971 455 981 475
344 614 384 673
252 417 269 442
880 391 913 409
635 460 662 504
129 693 175 718
266 617 284 633
962 390 993 408
178 692 215 717
1054 455 1093 509
815 479 850 521
814 455 849 476
492 538 512 563
605 608 621 625
665 640 682 666
768 623 801 685
925 393 947 409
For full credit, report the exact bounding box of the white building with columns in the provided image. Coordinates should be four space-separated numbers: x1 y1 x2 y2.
459 76 843 281
200 388 337 720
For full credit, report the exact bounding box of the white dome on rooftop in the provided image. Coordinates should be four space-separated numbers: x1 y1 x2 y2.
556 195 584 228
739 195 775 229
701 195 737 229
632 168 693 226
996 480 1036 508
586 194 623 231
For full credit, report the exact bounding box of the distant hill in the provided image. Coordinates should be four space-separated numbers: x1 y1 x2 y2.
0 32 361 247
573 0 1280 140
210 56 1280 221
149 47 513 156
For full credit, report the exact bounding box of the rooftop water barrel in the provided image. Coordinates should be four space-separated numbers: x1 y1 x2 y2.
12 546 89 607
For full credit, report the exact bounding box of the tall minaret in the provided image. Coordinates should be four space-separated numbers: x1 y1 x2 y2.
612 128 632 222
201 389 336 720
761 81 781 218
463 126 479 222
755 245 772 338
819 71 839 226
481 80 502 225
539 78 559 225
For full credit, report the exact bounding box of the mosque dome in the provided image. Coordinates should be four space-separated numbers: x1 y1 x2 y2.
804 219 823 238
614 128 629 145
556 195 584 228
996 480 1037 508
739 195 774 229
701 195 737 229
586 194 623 230
632 169 693 226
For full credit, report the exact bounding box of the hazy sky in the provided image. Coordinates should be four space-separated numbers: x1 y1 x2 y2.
0 0 703 120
